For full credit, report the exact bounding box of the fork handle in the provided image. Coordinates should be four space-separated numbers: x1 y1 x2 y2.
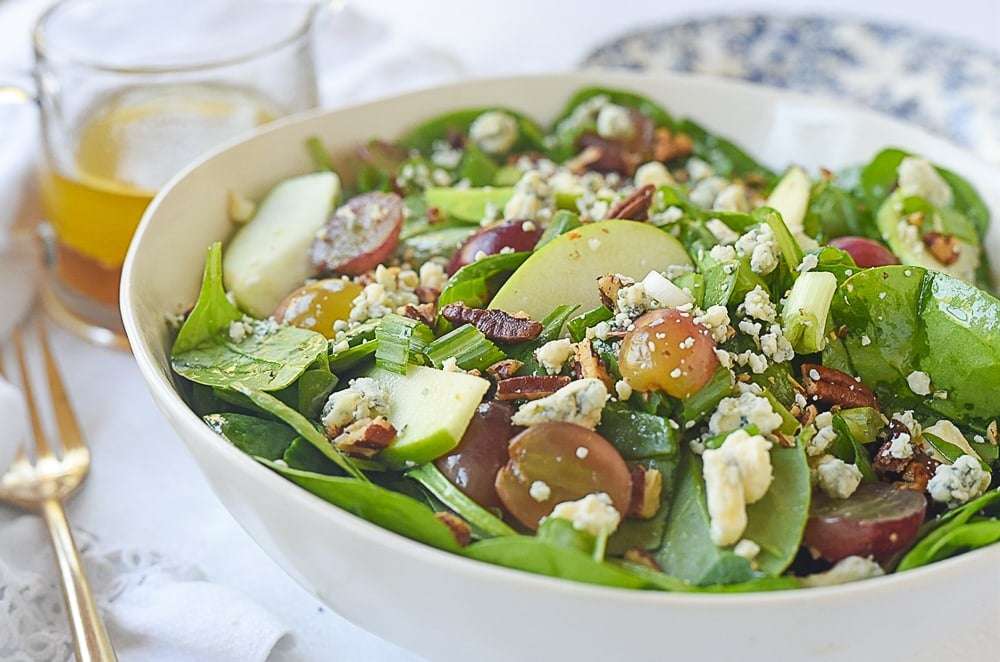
41 498 118 662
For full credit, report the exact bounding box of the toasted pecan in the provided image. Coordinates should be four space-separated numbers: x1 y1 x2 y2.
495 375 571 401
439 303 543 343
801 364 879 411
604 184 655 221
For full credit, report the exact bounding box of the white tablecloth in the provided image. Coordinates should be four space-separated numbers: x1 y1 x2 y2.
0 1 997 660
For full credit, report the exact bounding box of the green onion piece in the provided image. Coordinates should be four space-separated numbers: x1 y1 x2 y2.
759 207 805 271
837 407 885 445
406 463 517 538
781 271 837 354
305 136 334 173
424 325 506 372
375 314 434 374
682 365 735 425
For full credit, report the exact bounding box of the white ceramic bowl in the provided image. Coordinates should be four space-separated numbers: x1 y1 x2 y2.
121 72 1000 661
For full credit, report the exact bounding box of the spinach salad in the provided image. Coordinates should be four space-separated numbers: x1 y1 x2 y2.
170 86 1000 592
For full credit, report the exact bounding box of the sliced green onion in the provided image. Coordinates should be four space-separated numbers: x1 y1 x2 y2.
781 271 837 354
424 324 506 371
375 314 434 374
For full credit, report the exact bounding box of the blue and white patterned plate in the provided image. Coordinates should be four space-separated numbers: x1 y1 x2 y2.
582 14 1000 164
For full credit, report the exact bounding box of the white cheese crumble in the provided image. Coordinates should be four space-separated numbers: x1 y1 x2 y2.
888 432 915 460
503 170 553 221
796 253 819 273
689 176 729 210
595 103 635 139
529 480 552 503
511 378 609 430
815 455 863 499
321 377 390 430
807 424 839 457
549 492 622 538
927 455 991 509
732 538 761 561
634 161 674 189
705 218 740 245
735 223 780 275
694 305 731 343
575 446 589 459
897 156 953 208
614 379 633 401
712 184 750 213
469 110 520 155
906 370 932 396
708 392 784 437
740 286 778 323
534 338 574 375
800 556 885 588
702 429 774 546
348 265 420 324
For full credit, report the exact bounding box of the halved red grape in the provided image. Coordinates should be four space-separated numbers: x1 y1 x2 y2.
434 400 519 510
446 219 542 274
310 191 404 276
826 236 900 268
495 422 632 531
618 308 719 398
803 482 927 563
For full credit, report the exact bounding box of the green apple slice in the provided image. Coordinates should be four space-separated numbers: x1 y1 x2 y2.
223 171 340 318
489 219 692 320
367 364 489 468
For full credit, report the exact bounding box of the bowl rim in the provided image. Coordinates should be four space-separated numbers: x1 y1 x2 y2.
121 69 1000 607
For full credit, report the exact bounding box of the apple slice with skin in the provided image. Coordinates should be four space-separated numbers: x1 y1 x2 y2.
366 365 490 469
223 171 340 318
489 219 692 321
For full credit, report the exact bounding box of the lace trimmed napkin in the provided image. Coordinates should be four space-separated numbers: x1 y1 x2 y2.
0 517 290 662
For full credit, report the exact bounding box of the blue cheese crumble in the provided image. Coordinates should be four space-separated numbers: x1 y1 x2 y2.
511 378 609 429
927 455 991 509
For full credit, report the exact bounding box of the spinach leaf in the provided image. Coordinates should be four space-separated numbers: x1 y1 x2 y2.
896 489 1000 571
405 463 517 538
204 412 297 460
598 403 678 460
656 450 755 585
657 440 809 583
436 251 531 314
171 243 328 391
262 461 461 553
283 437 344 474
463 536 648 589
826 266 1000 427
805 178 873 240
617 561 801 592
741 442 811 576
400 107 546 155
233 383 367 481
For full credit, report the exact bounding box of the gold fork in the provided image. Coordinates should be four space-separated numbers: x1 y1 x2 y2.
0 320 117 661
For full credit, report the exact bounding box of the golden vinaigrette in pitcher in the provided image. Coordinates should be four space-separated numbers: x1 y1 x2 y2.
40 82 279 306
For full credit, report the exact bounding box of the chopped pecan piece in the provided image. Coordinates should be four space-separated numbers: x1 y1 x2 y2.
495 375 571 401
652 128 694 163
596 273 632 311
439 303 542 343
801 364 879 411
487 358 524 381
572 339 615 390
895 452 941 492
627 465 663 520
401 302 436 326
922 232 960 266
873 418 915 474
576 134 641 175
604 184 655 221
623 548 661 571
435 512 472 547
414 286 441 304
332 416 397 458
564 144 605 174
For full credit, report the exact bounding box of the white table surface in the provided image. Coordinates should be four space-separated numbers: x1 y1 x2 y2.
1 1 998 660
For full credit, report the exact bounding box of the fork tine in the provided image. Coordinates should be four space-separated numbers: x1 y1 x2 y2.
36 322 86 453
12 324 55 460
